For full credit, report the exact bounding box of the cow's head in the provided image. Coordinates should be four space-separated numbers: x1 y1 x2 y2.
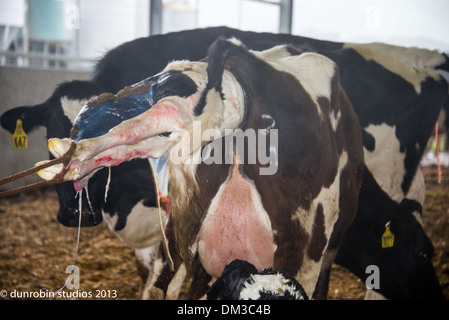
336 168 444 300
1 80 110 227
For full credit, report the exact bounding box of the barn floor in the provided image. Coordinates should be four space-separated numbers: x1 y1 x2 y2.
0 168 447 300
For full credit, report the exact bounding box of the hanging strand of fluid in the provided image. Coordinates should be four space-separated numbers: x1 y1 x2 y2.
55 188 83 296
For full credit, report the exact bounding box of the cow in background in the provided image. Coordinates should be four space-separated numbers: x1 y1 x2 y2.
326 43 448 299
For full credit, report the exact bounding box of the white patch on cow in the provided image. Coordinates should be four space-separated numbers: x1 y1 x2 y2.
343 42 445 94
141 252 165 300
363 123 406 202
293 151 348 297
331 110 341 132
250 44 291 61
239 273 306 300
135 244 159 298
218 70 245 133
193 70 245 137
166 264 187 300
135 246 158 276
102 204 161 249
364 124 425 227
227 37 243 47
407 169 425 205
253 51 336 116
260 114 276 135
60 96 89 123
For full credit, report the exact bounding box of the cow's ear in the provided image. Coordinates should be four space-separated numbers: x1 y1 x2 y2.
0 103 47 134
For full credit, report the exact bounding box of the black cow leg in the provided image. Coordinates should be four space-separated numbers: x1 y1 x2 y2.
312 248 338 300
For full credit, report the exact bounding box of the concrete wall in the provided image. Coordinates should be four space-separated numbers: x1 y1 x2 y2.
0 66 90 190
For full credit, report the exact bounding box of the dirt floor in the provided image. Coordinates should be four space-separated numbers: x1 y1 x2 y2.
0 168 447 300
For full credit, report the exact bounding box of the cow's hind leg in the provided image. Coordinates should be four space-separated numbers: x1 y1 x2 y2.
146 246 181 299
146 219 183 299
312 247 338 300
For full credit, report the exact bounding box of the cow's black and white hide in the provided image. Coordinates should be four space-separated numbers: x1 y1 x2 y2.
337 166 445 300
38 38 365 299
326 43 448 300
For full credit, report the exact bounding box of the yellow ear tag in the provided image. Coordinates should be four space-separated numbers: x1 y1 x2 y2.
382 221 394 248
12 119 28 149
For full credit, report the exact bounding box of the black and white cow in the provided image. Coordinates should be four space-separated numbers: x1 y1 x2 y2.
337 169 442 299
39 38 365 299
326 43 448 299
1 27 448 299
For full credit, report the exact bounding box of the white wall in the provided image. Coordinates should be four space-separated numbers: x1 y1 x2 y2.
0 66 90 189
0 0 26 27
77 0 149 59
162 0 449 51
292 0 449 51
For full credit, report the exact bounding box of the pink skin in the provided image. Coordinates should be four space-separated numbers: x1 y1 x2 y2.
73 100 183 162
198 160 275 278
66 141 161 190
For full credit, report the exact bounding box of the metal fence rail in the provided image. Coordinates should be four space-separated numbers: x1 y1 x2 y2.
0 50 95 70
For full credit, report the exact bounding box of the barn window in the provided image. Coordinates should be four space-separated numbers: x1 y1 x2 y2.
0 0 291 71
0 0 447 71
